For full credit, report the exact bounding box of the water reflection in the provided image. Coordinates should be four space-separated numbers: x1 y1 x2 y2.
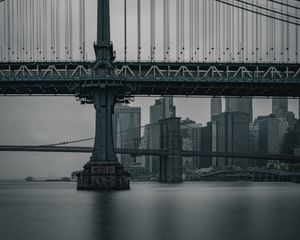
0 182 300 240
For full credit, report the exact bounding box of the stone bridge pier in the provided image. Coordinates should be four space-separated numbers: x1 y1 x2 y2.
159 118 183 183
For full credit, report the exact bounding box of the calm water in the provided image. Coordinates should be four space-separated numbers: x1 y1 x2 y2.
0 182 299 240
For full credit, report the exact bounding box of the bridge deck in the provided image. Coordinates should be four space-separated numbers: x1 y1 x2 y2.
0 61 299 97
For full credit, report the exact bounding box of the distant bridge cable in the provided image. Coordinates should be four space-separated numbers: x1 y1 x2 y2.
267 0 300 10
214 0 300 25
232 0 300 20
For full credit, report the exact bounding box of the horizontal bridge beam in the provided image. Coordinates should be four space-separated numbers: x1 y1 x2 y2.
0 145 299 163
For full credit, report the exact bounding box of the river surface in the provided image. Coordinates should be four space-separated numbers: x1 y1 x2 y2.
0 181 299 240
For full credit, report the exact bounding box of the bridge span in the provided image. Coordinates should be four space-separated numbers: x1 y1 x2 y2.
0 145 299 163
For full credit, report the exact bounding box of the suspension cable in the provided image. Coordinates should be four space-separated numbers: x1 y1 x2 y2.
214 0 300 25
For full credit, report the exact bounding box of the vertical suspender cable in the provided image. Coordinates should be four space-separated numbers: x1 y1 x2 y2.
252 0 254 62
203 0 207 61
211 0 214 61
181 0 184 60
33 0 35 60
286 0 289 61
244 2 248 61
259 1 262 61
189 0 193 61
195 0 199 61
176 0 180 60
16 0 18 60
232 1 235 61
227 0 229 61
281 0 284 62
137 0 141 61
44 0 47 60
296 2 299 63
79 0 85 60
69 0 73 60
56 0 60 60
163 0 167 60
52 0 55 60
271 1 275 62
166 0 170 61
150 0 155 60
223 1 226 61
65 0 69 60
217 1 220 61
266 1 269 62
36 0 39 60
7 0 11 61
24 0 28 60
3 0 6 61
39 0 42 59
208 0 211 60
82 0 86 60
21 0 23 60
124 0 127 61
237 1 240 62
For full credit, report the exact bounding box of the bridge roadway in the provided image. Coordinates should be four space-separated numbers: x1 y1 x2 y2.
0 61 299 97
0 145 299 163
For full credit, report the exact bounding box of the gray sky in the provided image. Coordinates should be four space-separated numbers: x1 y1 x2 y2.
0 0 299 179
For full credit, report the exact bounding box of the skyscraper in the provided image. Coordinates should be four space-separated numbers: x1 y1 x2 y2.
225 97 253 122
149 97 176 176
181 118 202 169
215 112 250 168
257 115 289 154
272 98 288 118
113 104 141 168
211 97 222 121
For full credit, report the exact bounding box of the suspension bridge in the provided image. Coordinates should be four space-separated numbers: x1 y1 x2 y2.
0 0 299 189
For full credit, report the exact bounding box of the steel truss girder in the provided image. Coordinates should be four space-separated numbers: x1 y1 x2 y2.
0 61 299 97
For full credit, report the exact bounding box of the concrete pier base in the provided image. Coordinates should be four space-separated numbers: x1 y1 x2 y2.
77 162 130 190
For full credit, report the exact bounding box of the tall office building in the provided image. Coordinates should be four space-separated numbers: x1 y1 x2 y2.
272 98 288 118
249 122 260 166
257 115 289 154
181 118 202 169
201 122 213 167
149 97 176 176
225 97 253 122
113 104 141 168
215 112 250 168
211 97 222 121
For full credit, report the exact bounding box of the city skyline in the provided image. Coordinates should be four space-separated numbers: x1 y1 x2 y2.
0 95 299 179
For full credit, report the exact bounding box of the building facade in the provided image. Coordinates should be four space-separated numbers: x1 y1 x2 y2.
148 97 176 176
225 97 253 122
112 104 141 168
211 97 222 121
215 112 250 168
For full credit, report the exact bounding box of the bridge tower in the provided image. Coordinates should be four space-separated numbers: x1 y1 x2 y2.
77 0 130 190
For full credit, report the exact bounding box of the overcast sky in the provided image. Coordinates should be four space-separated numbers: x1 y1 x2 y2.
0 0 299 179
